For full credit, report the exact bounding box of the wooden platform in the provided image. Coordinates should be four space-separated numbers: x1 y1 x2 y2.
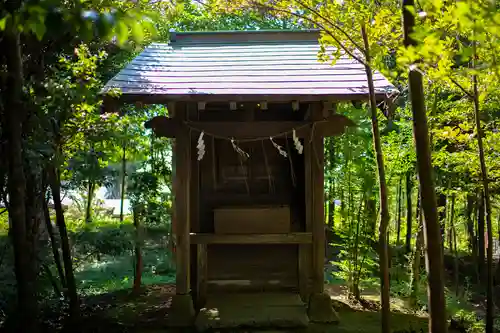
195 293 309 331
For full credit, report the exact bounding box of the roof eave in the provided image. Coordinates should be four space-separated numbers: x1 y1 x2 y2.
101 90 398 112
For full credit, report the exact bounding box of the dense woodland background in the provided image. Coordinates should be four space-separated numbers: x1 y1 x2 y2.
1 0 500 332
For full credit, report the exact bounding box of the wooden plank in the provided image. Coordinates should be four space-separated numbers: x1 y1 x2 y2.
206 244 298 292
190 232 313 244
196 244 207 307
214 206 290 234
310 103 326 294
174 101 191 295
145 116 355 139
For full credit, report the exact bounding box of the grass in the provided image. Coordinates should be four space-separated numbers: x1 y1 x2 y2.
76 247 175 295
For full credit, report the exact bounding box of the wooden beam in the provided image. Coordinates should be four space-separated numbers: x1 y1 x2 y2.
145 115 355 139
101 91 395 106
174 102 191 295
189 232 313 244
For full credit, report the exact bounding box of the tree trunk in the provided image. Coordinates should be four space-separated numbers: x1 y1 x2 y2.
477 191 485 277
449 194 459 296
437 193 447 251
85 180 95 223
446 196 452 251
497 212 500 246
361 25 391 333
49 167 79 318
42 197 66 288
2 24 39 333
396 176 402 245
403 2 448 332
472 72 494 333
133 206 143 293
405 171 413 253
410 194 423 308
466 194 476 254
351 195 364 300
329 138 336 229
120 144 127 222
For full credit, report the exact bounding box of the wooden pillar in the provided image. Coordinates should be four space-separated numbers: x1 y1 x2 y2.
300 120 313 300
174 102 191 295
310 103 325 294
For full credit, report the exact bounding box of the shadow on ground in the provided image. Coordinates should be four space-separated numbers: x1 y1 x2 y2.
59 284 428 333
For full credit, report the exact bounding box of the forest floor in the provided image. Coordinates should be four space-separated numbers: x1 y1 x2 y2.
46 284 432 333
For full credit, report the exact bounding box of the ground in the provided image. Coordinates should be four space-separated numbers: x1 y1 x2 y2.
53 284 429 333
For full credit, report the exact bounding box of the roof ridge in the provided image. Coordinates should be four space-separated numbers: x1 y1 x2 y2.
173 29 320 34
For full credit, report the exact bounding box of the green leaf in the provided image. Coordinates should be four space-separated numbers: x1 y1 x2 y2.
130 20 144 42
0 14 9 30
115 21 129 46
28 20 46 41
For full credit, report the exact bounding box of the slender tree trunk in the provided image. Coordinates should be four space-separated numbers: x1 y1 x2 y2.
3 24 39 332
85 181 95 223
49 167 79 318
472 72 494 333
410 193 423 308
352 195 363 300
133 206 143 293
437 193 447 251
405 172 413 253
446 196 452 252
42 264 62 296
42 197 66 288
397 176 402 245
449 194 459 296
403 2 448 332
477 191 485 277
328 182 335 228
497 212 500 246
361 25 391 333
120 144 127 222
466 195 476 254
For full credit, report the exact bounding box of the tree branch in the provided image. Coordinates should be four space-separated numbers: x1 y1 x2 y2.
449 77 473 99
293 0 366 52
250 2 368 66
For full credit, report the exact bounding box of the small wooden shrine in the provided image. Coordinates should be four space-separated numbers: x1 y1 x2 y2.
102 29 396 329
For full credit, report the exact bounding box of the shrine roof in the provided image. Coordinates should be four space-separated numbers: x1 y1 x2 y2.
101 29 398 103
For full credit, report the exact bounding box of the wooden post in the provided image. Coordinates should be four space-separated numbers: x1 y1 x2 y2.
300 104 314 301
174 102 191 295
310 103 325 294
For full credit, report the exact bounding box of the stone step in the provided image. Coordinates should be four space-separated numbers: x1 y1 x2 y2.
195 293 309 331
